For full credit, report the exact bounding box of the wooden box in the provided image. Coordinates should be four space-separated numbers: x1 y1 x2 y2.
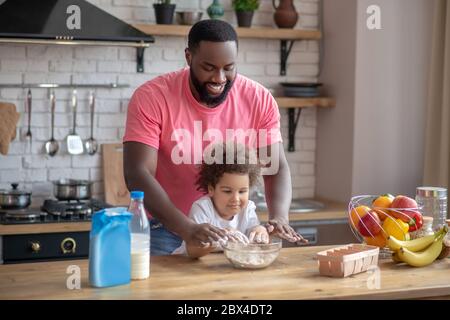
316 244 380 278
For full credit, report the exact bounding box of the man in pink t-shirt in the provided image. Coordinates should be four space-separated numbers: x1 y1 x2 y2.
123 20 306 255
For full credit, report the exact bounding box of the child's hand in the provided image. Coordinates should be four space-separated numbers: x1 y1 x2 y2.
224 228 250 245
248 225 270 244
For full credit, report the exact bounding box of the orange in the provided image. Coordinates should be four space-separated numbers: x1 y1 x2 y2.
364 233 387 248
349 205 371 229
372 194 395 221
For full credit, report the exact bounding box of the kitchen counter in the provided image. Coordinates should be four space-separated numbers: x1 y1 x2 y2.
0 199 347 235
1 246 449 300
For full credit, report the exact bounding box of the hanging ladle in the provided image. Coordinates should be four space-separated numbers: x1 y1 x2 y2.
44 90 59 157
85 91 98 155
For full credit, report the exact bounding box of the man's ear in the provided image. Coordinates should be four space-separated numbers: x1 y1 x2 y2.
185 48 192 67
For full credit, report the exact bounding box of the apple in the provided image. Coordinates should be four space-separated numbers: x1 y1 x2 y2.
389 195 420 222
358 210 382 237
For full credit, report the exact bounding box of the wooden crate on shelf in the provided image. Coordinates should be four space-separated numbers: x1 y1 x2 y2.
316 244 380 278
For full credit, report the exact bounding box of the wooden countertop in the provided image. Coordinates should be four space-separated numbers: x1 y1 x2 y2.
1 246 449 300
0 199 347 236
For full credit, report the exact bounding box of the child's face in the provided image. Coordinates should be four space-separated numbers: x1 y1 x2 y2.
208 172 250 220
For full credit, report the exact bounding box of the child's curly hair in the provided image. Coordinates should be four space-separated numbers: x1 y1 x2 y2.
196 143 261 194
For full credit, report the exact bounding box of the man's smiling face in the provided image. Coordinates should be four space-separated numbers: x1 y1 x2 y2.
186 40 238 107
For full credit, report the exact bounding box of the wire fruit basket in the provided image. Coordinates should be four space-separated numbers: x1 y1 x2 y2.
348 195 423 257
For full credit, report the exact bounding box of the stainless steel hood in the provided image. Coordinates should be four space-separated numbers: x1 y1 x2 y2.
0 0 155 72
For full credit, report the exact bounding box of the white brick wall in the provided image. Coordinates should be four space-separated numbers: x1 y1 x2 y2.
0 0 319 202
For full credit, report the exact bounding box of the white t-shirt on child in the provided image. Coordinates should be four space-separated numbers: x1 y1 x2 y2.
172 195 261 255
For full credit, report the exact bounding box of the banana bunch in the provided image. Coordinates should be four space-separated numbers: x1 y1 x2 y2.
387 225 448 267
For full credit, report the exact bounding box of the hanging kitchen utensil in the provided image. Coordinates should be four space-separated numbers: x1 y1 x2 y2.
66 89 83 155
44 90 59 157
85 91 98 155
25 88 32 151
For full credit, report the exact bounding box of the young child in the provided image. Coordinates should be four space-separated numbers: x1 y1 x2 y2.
175 143 270 258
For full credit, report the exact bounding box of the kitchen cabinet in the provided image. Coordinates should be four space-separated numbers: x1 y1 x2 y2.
1 245 449 299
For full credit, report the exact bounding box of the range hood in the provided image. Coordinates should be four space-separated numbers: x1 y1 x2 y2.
0 0 155 72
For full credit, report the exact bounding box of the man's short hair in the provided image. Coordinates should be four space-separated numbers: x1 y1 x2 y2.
188 19 238 51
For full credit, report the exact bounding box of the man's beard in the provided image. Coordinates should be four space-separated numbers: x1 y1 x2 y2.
190 69 234 107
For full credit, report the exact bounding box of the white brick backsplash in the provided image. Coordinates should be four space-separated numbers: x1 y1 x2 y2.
133 7 155 22
96 128 120 140
71 154 101 168
299 163 315 175
113 0 149 6
300 15 319 28
0 73 22 84
293 188 315 199
0 169 22 182
245 51 279 63
0 2 320 200
24 73 71 85
48 168 90 181
90 168 103 182
74 47 118 60
292 175 315 188
301 139 316 151
0 45 27 59
238 64 266 77
298 126 316 138
289 52 319 64
31 182 53 197
27 46 72 60
72 73 118 85
94 99 121 113
299 2 319 14
1 59 48 72
0 156 22 169
307 40 320 52
98 114 126 127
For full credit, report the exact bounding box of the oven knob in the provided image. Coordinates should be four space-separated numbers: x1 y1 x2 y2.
30 241 41 253
61 237 77 254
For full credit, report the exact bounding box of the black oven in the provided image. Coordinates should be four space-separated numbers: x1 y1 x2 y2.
1 231 89 264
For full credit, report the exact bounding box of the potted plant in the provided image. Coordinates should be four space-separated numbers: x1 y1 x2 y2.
232 0 259 28
153 0 176 25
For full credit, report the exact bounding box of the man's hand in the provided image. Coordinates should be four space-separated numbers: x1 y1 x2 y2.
248 225 270 244
185 223 228 247
264 219 308 244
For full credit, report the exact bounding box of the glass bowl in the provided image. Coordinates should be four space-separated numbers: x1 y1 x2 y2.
223 240 282 269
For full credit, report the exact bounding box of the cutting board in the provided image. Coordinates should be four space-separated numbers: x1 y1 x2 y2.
102 143 130 206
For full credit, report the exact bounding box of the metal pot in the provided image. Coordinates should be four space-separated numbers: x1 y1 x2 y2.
53 179 93 200
0 183 32 209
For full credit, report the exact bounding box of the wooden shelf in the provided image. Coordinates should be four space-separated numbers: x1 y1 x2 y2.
273 97 335 152
133 24 321 40
275 97 335 108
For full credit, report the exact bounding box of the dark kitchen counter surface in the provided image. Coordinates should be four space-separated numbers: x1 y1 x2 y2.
0 199 348 235
1 246 450 300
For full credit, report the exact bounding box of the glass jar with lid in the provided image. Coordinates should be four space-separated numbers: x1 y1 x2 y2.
410 216 434 239
415 186 447 231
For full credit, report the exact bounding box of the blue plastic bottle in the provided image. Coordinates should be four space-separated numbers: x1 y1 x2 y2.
89 207 132 288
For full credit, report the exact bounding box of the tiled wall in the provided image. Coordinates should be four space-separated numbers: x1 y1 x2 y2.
0 0 319 204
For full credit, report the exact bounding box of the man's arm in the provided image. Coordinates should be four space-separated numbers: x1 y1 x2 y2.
261 142 307 243
123 141 227 245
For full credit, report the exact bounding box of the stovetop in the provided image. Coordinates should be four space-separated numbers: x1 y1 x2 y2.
0 198 112 225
